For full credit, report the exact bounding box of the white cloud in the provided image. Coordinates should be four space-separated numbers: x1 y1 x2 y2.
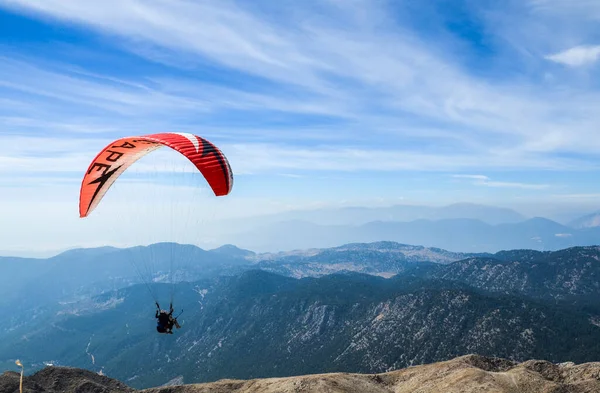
528 0 600 20
545 45 600 66
555 233 572 237
452 174 550 190
451 175 489 181
2 2 600 165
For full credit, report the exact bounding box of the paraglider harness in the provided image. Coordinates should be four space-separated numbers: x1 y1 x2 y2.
155 302 182 334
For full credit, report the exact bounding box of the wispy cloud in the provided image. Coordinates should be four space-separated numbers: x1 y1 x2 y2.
452 174 550 190
1 0 600 158
1 0 599 178
545 45 600 66
452 175 490 181
528 0 600 19
551 193 600 199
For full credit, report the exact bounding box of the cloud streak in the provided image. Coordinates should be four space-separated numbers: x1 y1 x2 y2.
545 45 600 66
1 0 600 158
452 174 550 190
0 1 599 178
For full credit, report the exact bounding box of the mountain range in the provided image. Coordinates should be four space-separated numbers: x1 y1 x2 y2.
569 211 600 229
228 216 600 253
227 203 529 228
3 240 600 312
1 242 599 389
4 203 600 257
0 240 483 314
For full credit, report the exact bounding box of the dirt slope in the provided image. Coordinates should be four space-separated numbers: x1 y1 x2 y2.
2 355 599 393
143 355 600 393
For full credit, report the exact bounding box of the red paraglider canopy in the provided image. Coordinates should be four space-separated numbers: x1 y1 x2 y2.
79 132 233 218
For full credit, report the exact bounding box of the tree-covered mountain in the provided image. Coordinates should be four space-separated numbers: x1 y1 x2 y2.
411 246 600 307
253 242 600 307
0 243 252 311
0 241 478 314
4 240 600 312
254 241 486 278
2 242 600 389
1 269 599 389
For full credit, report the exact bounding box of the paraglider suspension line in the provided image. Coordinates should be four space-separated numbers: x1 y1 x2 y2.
128 253 159 303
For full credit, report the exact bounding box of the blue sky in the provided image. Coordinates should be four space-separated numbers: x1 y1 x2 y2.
1 0 600 253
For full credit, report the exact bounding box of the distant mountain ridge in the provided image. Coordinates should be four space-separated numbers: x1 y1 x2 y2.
0 240 485 311
569 211 600 229
5 202 600 258
0 242 252 312
229 216 600 253
209 244 256 258
236 202 528 227
3 239 600 310
6 202 600 258
254 241 487 278
212 202 600 253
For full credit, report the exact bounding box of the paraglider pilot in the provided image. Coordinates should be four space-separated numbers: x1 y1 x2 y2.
155 302 181 334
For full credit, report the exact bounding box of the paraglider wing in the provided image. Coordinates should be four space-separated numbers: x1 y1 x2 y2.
79 132 233 218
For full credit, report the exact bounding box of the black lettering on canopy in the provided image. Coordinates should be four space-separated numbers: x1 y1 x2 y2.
112 141 136 149
87 162 111 176
105 150 124 162
87 165 122 213
132 139 155 145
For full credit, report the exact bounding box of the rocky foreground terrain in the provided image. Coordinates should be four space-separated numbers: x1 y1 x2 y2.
2 354 599 393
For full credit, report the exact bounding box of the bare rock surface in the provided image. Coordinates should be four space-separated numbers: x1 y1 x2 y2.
2 355 599 393
0 366 134 393
142 355 600 393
